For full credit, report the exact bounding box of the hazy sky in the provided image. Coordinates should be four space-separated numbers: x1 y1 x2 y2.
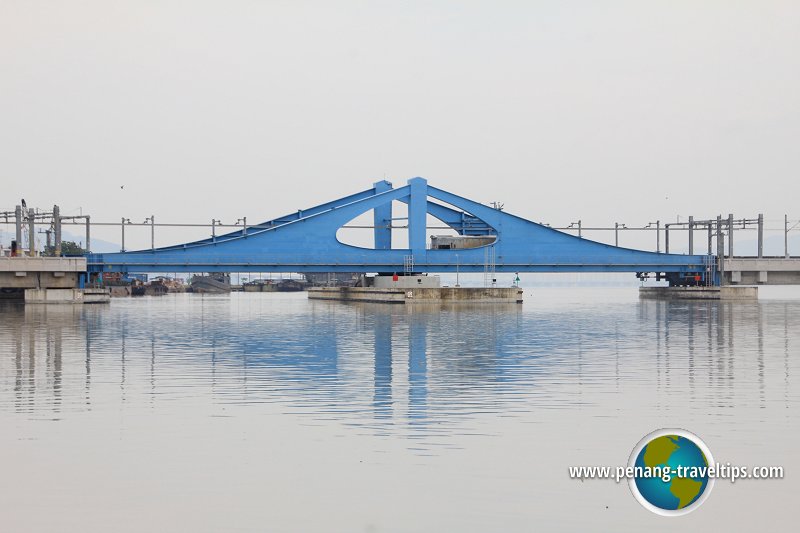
2 1 798 250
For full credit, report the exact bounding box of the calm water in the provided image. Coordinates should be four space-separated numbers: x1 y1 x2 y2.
1 288 797 532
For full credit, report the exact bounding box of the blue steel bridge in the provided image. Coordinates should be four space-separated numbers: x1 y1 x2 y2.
87 177 713 286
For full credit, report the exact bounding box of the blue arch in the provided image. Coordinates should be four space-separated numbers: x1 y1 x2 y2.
88 177 713 284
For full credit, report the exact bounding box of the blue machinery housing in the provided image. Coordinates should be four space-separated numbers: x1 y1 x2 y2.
88 178 714 286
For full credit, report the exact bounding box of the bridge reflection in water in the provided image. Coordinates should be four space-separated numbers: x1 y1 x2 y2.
0 293 796 443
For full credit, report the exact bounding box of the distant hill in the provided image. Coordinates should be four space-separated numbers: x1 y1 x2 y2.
60 230 121 253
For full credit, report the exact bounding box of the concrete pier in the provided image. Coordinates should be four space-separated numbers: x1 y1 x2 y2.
0 256 85 289
309 274 523 304
308 286 524 304
1 257 109 303
639 286 758 300
724 257 800 285
24 287 110 304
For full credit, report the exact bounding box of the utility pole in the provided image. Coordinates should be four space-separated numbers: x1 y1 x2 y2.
656 220 660 253
649 221 661 253
14 205 22 251
728 213 734 257
716 215 724 275
786 215 790 259
688 216 694 255
28 208 36 256
53 204 61 256
121 218 129 252
758 214 764 258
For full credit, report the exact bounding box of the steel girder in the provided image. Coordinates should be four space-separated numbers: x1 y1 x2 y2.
88 177 710 279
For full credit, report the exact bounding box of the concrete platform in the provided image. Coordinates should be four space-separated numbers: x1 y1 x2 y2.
24 288 111 304
83 288 112 303
639 286 758 300
724 257 800 285
308 286 524 304
0 256 85 289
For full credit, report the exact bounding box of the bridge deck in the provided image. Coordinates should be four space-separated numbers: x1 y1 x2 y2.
724 257 800 285
86 178 712 286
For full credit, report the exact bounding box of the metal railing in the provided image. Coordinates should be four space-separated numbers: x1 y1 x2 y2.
2 206 798 259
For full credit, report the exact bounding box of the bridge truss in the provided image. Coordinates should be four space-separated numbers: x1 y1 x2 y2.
88 178 713 286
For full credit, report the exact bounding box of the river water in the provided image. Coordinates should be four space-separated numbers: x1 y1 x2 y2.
0 288 797 532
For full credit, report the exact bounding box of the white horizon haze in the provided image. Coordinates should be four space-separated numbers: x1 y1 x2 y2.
2 1 798 251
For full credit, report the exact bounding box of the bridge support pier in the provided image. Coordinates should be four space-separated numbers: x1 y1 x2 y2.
639 286 757 300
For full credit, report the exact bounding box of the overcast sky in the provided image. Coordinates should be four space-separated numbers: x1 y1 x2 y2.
2 1 798 250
